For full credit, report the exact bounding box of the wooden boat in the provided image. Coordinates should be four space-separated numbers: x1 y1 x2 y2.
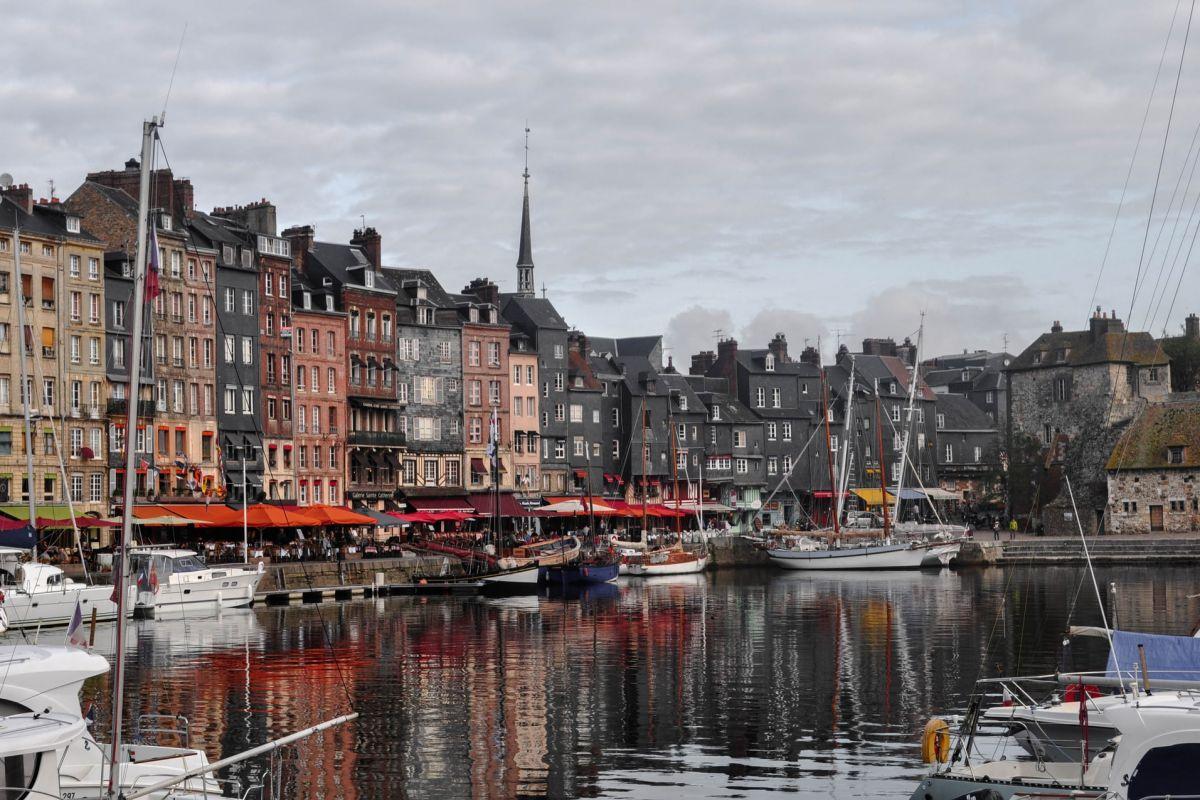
623 548 709 576
509 535 581 568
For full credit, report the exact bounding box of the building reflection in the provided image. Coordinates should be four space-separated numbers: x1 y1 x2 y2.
93 564 1197 799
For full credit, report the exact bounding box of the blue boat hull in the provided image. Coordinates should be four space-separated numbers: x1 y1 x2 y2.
543 562 620 585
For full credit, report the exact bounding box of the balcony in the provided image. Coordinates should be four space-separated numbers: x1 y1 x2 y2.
328 424 339 434
106 398 157 417
347 430 406 448
41 300 54 311
172 357 184 368
41 347 54 358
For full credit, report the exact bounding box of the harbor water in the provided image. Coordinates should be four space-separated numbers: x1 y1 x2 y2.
84 565 1198 799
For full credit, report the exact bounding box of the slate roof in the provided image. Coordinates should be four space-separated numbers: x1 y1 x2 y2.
695 391 761 425
383 267 455 307
303 240 395 293
0 198 103 245
735 349 821 376
585 335 660 359
500 294 568 333
657 372 704 411
1010 330 1167 370
84 180 139 215
188 211 248 248
1107 394 1200 470
935 394 996 432
923 369 963 389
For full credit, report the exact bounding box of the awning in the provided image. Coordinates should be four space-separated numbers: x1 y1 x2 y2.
470 458 486 475
407 497 475 514
354 508 407 527
810 491 851 499
469 493 532 517
920 488 962 501
573 469 587 478
279 504 378 525
887 487 925 502
851 488 895 506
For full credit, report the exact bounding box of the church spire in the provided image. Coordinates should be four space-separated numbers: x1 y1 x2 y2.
516 126 535 297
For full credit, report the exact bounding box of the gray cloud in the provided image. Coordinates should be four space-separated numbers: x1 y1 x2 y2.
664 305 734 368
3 1 1199 355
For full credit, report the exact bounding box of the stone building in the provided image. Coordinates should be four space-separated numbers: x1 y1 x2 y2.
212 202 295 500
0 187 110 514
286 226 402 509
186 212 265 503
68 163 217 503
934 394 1000 504
291 276 348 506
457 279 514 494
383 267 465 499
1106 394 1200 534
1007 310 1171 534
563 331 604 496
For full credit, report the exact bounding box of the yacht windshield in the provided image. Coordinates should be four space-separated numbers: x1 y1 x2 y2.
170 555 206 573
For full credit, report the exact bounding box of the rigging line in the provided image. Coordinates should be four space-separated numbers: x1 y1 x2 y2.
160 22 188 124
1128 0 1196 326
1145 137 1200 332
154 138 355 711
1137 106 1200 331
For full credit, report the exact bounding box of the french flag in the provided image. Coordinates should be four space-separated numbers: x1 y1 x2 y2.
145 223 161 301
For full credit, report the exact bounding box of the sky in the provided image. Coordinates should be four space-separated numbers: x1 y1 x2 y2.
5 1 1200 365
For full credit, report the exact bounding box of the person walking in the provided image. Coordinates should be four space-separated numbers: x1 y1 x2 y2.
992 518 1000 542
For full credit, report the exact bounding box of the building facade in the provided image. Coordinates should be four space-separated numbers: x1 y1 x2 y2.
292 280 348 506
1106 395 1200 534
458 279 514 494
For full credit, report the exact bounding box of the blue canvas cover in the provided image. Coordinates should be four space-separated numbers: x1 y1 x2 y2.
0 526 34 550
1106 629 1200 682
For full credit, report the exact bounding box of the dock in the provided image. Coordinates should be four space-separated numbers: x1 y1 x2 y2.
256 579 484 605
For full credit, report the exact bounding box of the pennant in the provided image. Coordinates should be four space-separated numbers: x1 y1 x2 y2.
109 554 122 605
145 224 161 301
66 599 88 647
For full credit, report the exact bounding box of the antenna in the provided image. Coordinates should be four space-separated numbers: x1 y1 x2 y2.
523 124 530 181
541 282 547 299
713 328 725 342
47 179 55 199
360 214 366 231
0 173 12 189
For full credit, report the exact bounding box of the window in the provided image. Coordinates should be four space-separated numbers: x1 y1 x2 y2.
224 386 237 413
1054 376 1069 402
554 344 564 360
554 440 565 459
488 380 501 405
487 342 500 367
735 458 749 475
782 422 792 441
241 388 253 415
767 457 778 475
573 437 585 457
468 341 480 366
89 293 100 323
830 434 838 453
734 430 746 448
936 413 945 430
88 257 99 280
943 444 953 461
974 445 982 463
891 405 901 422
1168 446 1185 464
764 354 775 371
242 290 254 316
554 372 564 392
223 335 234 363
224 287 235 312
554 404 565 422
1043 424 1053 445
570 404 583 423
755 387 765 408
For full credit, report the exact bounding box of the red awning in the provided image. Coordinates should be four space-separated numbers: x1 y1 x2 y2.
810 490 851 499
469 493 532 517
407 497 475 514
573 469 587 478
469 458 486 475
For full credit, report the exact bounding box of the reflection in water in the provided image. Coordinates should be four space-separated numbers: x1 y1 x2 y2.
79 565 1198 799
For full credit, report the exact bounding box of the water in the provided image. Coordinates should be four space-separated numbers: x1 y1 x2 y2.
84 565 1198 799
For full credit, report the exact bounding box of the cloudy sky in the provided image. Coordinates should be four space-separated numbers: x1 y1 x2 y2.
5 1 1200 363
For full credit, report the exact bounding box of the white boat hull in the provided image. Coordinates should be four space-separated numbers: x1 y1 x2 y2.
481 564 540 593
137 569 263 612
625 554 709 576
768 543 958 571
2 583 133 629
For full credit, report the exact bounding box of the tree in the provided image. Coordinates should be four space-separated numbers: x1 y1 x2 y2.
1162 334 1200 392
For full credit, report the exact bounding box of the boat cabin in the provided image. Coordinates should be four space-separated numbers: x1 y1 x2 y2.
128 548 210 583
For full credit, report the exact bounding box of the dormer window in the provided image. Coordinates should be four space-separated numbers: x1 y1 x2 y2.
765 354 775 372
416 286 427 301
936 413 945 430
222 245 235 264
679 395 688 411
488 308 497 324
302 291 312 310
711 406 721 421
160 213 171 231
1168 445 1186 465
417 307 433 325
468 307 479 323
961 370 969 381
65 216 81 234
1034 351 1044 364
364 271 375 289
324 295 335 312
240 249 252 268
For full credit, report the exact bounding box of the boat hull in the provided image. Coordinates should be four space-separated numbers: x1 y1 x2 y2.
543 563 620 584
2 583 132 629
768 543 957 571
625 553 709 576
909 773 1103 800
480 564 541 594
136 568 264 612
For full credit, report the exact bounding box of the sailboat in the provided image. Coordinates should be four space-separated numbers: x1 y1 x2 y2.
767 337 961 570
622 397 708 576
543 444 620 584
478 405 539 592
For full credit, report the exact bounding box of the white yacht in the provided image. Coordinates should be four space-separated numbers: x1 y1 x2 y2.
128 547 264 612
0 547 130 629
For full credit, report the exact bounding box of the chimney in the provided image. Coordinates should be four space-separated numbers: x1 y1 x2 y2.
768 332 790 363
464 276 500 308
861 337 897 357
282 225 316 274
664 354 677 374
173 178 194 218
1051 320 1063 333
799 345 820 366
1089 309 1125 340
716 337 738 363
690 350 716 376
895 336 917 366
1 183 33 214
1186 313 1200 340
350 227 381 271
215 199 277 236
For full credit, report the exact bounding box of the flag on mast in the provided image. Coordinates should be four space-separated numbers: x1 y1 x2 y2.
145 223 161 301
66 599 88 647
486 406 499 468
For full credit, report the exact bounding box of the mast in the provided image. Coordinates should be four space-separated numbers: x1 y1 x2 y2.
108 116 157 798
874 383 890 538
583 431 596 549
834 355 856 528
10 213 37 556
668 399 682 538
891 317 923 526
491 403 501 557
820 370 839 537
640 397 649 547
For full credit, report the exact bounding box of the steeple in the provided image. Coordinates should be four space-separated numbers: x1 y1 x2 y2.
516 126 535 297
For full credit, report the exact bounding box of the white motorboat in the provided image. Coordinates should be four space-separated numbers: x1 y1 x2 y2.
767 539 960 570
128 547 264 612
479 562 541 593
623 548 709 576
0 548 131 629
0 712 90 799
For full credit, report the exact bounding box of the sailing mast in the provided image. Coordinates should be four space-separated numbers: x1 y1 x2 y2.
820 370 839 537
668 400 682 540
10 207 38 556
640 397 649 547
874 382 890 538
890 317 924 526
108 116 158 798
834 355 856 527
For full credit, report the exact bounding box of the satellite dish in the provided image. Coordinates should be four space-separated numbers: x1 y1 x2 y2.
0 174 11 189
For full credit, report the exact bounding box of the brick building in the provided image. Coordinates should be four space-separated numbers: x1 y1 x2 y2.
509 332 540 500
291 277 347 506
458 279 514 494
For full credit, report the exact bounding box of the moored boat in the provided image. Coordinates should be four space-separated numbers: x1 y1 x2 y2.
624 548 709 576
767 539 959 571
0 549 132 629
128 546 264 613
